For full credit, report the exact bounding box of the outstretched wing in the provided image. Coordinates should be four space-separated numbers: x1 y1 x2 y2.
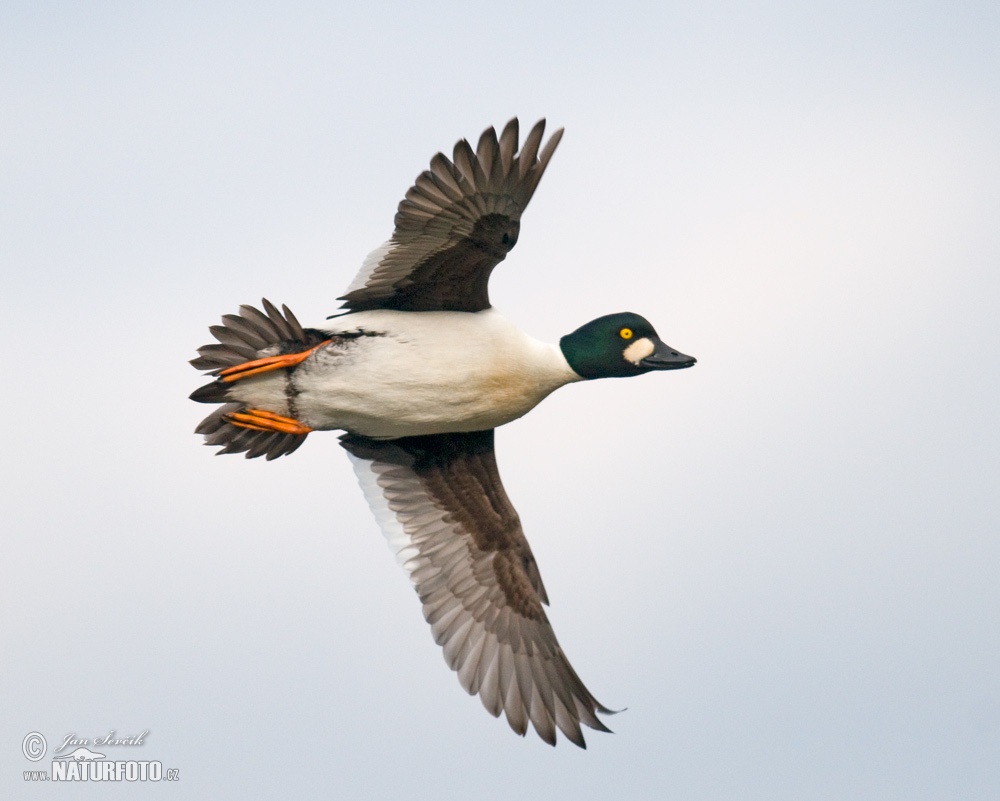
338 118 563 313
340 429 614 748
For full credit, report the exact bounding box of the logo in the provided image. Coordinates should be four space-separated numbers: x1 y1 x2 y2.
21 729 179 783
54 747 107 762
22 733 46 762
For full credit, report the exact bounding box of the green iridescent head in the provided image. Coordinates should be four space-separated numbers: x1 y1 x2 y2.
560 312 696 379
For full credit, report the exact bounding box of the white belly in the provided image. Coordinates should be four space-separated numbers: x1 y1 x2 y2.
285 309 580 438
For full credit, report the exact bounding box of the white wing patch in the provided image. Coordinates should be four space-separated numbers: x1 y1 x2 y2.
344 240 397 296
346 451 421 572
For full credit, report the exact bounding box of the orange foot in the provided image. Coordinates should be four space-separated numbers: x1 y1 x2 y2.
226 409 313 435
219 340 331 383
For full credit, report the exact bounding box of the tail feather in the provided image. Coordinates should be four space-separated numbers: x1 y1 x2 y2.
194 403 307 461
189 343 249 372
207 324 260 357
190 298 327 374
190 300 323 460
218 314 270 351
253 298 301 342
189 381 230 404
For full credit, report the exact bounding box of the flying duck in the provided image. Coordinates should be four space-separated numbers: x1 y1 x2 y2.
190 118 695 748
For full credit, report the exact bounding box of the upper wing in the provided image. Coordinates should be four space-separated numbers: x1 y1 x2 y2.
340 429 614 748
338 118 563 313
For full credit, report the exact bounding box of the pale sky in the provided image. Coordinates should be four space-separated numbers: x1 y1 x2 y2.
3 2 998 799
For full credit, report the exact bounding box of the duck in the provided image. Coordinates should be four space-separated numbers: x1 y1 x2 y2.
190 118 696 748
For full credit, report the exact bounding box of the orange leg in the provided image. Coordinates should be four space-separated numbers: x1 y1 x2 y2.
219 340 331 383
226 409 313 435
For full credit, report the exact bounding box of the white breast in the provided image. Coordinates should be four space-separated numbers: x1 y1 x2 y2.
291 309 581 438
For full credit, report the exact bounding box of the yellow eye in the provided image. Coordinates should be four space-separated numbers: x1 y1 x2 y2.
619 327 633 340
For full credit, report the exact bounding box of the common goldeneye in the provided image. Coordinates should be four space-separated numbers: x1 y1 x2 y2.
191 119 695 747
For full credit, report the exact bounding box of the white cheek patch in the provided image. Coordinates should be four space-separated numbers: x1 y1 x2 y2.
623 337 655 365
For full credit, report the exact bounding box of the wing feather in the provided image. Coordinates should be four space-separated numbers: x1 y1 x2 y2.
478 641 503 716
498 118 518 176
338 118 563 313
341 429 614 748
518 120 545 180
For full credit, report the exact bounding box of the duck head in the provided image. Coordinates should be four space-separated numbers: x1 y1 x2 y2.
560 312 696 379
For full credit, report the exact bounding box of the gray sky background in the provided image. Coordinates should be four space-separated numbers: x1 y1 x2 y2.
2 2 998 799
